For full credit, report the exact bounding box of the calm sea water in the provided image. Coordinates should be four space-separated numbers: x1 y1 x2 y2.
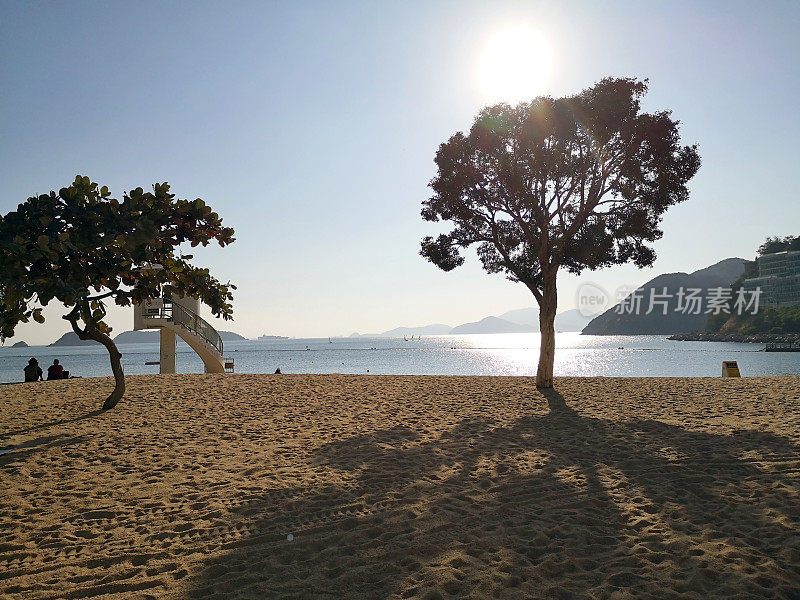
0 333 798 384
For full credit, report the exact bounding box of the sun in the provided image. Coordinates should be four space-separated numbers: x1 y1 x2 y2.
476 25 554 104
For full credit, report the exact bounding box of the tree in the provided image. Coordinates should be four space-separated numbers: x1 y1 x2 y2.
420 78 700 387
758 235 799 255
758 237 787 255
0 176 235 409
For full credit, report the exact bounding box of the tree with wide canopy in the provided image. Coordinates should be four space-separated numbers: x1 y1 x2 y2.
0 176 235 409
421 77 700 387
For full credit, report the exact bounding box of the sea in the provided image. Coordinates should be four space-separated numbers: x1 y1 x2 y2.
1 333 798 384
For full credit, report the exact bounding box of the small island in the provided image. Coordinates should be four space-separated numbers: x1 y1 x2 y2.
11 340 29 348
49 332 99 347
113 330 247 344
48 330 248 347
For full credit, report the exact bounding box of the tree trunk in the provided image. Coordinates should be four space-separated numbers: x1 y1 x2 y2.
68 318 125 410
536 269 558 388
97 336 125 410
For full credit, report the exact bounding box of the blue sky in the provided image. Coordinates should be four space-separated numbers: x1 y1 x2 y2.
2 0 799 343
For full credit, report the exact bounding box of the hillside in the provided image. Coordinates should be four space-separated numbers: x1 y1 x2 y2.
582 258 747 335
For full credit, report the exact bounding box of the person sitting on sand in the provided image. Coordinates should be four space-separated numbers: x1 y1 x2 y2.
24 358 43 382
47 359 65 380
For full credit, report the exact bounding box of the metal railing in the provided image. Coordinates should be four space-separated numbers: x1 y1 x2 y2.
144 300 224 356
171 302 224 356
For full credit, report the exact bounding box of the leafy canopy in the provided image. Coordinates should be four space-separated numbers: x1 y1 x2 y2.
0 176 235 339
420 77 701 300
758 235 800 256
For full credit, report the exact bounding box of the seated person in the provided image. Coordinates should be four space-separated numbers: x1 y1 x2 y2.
24 358 43 382
47 359 66 380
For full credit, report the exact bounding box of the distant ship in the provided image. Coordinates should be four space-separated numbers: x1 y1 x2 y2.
258 334 289 340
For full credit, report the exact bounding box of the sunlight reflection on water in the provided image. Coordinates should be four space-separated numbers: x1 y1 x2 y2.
1 333 796 383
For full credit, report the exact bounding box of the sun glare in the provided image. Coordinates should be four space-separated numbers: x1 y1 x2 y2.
476 25 553 104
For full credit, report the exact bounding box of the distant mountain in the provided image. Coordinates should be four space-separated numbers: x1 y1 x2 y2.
497 307 539 326
113 331 163 344
113 330 247 343
349 324 453 338
208 330 249 342
450 316 537 335
349 309 590 338
11 340 29 348
554 309 595 332
498 307 594 332
380 324 452 337
582 258 747 335
49 332 100 346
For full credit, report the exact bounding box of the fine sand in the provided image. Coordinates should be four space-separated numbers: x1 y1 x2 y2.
1 374 799 599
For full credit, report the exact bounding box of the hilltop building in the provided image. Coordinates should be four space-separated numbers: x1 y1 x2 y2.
742 250 800 307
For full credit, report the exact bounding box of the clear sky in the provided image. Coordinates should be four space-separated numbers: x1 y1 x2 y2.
2 0 799 344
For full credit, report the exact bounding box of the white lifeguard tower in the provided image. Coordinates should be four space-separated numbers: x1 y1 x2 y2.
134 293 233 374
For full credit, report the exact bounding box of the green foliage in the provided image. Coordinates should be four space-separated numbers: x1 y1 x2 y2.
711 305 800 335
744 306 800 334
420 77 701 296
0 176 236 340
705 263 756 332
758 235 800 255
706 312 729 333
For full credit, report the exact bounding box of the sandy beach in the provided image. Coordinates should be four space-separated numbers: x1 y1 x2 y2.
1 374 799 599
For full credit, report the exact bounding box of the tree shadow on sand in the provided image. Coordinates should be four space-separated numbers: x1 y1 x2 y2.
183 390 800 599
0 408 103 439
0 433 89 467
